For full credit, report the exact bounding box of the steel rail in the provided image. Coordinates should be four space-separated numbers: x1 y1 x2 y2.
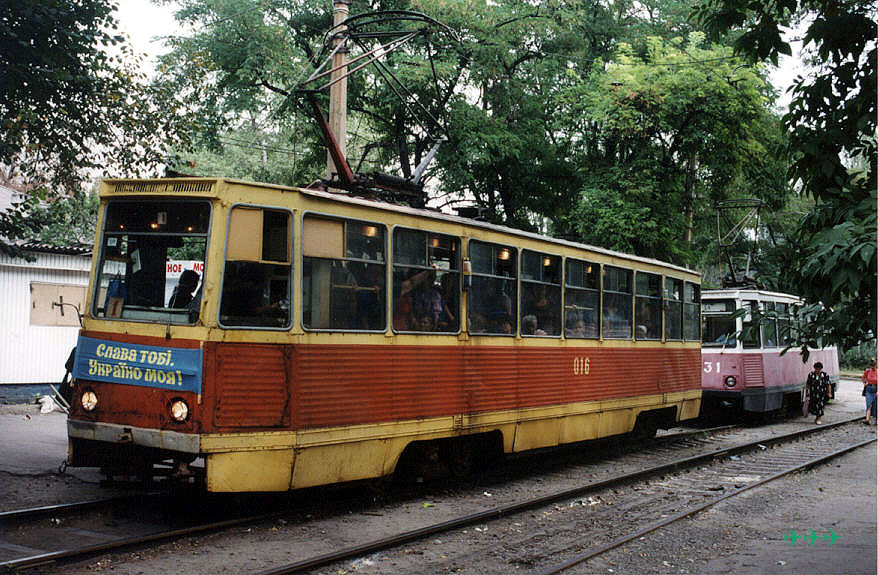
535 435 877 575
251 416 863 575
0 493 161 523
0 510 284 572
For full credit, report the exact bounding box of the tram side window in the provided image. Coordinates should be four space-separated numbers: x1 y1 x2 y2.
520 251 561 336
468 241 516 335
635 272 662 340
702 299 737 347
94 200 210 324
564 259 599 339
762 301 778 347
602 266 632 339
742 300 762 348
220 207 291 328
777 303 792 346
302 216 386 331
683 282 700 341
392 228 460 333
665 278 683 340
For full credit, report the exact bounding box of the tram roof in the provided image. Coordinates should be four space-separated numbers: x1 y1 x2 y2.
702 288 803 303
101 177 699 278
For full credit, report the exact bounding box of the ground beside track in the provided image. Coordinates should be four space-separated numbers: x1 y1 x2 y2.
0 379 874 574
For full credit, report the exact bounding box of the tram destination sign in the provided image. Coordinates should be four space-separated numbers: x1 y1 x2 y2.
73 335 203 394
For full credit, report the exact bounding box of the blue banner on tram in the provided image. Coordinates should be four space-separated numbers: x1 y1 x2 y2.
73 336 203 394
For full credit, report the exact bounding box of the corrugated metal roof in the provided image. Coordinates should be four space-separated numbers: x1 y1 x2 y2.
20 242 92 256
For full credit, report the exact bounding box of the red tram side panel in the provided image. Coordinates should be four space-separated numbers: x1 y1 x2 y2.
700 289 839 415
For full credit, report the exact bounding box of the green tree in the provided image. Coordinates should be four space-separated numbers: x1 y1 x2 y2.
0 0 192 255
556 33 789 264
696 0 877 350
157 0 328 183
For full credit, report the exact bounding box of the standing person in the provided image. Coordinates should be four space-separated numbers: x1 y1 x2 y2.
168 270 199 308
806 361 832 425
862 358 878 425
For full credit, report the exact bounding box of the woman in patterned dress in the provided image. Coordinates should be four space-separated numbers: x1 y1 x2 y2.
806 362 831 425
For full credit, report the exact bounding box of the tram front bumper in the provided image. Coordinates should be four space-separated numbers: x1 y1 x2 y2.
67 419 200 457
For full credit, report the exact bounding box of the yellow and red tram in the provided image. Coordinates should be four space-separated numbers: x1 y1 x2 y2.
67 178 702 492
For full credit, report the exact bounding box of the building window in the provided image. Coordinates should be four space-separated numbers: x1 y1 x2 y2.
302 215 386 331
468 241 516 335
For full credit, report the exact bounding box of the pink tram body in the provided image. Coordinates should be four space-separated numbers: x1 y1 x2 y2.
700 289 839 415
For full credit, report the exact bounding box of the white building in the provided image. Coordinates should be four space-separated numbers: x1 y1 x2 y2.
0 184 92 384
0 245 92 384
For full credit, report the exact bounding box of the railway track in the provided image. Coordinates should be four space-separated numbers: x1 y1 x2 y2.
1 420 868 573
252 417 873 575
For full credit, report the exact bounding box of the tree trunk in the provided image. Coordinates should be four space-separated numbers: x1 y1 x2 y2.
684 151 698 243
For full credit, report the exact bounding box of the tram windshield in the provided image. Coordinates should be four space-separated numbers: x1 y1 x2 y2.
93 200 210 324
701 299 737 347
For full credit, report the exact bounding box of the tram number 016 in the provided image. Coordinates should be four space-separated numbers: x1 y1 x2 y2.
573 356 590 376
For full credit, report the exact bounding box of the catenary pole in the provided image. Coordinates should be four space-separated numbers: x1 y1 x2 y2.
327 0 350 180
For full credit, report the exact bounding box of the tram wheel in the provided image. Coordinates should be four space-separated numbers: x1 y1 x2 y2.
631 413 659 440
444 438 475 478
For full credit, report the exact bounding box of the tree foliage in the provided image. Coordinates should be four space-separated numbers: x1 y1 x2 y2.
696 0 877 349
555 33 788 263
0 0 193 256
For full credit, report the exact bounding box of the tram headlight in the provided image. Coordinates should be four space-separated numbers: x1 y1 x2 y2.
170 399 190 422
81 390 98 411
724 376 737 388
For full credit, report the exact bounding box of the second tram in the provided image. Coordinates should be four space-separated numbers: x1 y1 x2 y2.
700 289 839 416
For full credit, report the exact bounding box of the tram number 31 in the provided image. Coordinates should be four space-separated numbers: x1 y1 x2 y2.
573 356 590 376
703 361 721 373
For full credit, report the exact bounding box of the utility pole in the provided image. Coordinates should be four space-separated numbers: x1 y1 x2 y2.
327 0 350 180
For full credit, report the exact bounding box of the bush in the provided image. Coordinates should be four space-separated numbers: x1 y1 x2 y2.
840 342 878 371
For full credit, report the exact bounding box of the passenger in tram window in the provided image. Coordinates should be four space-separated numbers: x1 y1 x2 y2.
330 262 359 329
354 263 384 330
417 314 437 332
393 267 433 331
566 317 586 338
635 306 650 340
487 279 513 323
490 316 513 334
221 263 264 317
413 269 442 330
468 312 486 333
187 286 202 322
522 314 546 336
437 273 459 331
168 269 199 308
806 361 832 425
